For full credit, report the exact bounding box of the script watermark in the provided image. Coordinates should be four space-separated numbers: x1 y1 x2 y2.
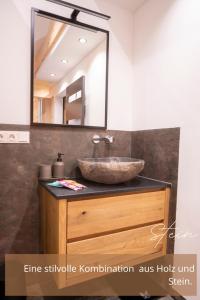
150 222 199 248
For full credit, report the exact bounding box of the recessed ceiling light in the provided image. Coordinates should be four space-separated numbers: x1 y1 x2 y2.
79 38 87 44
61 59 68 64
50 73 56 77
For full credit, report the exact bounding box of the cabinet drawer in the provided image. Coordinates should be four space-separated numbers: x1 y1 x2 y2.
67 190 165 240
67 223 164 255
66 223 164 285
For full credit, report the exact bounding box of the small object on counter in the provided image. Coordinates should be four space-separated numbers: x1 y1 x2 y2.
60 180 86 191
48 179 87 191
47 181 63 188
39 164 52 180
53 152 65 178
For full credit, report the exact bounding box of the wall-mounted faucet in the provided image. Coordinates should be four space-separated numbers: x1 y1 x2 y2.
92 135 114 144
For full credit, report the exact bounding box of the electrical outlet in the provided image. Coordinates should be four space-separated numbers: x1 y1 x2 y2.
0 131 30 144
0 131 8 143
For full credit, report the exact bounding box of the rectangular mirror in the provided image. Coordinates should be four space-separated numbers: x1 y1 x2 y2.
31 9 109 128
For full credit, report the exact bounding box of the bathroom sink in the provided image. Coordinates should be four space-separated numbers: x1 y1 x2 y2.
78 157 145 184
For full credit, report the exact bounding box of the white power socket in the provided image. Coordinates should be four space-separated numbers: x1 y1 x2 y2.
0 131 30 144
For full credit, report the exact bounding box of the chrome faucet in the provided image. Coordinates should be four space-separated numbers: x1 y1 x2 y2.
92 135 114 144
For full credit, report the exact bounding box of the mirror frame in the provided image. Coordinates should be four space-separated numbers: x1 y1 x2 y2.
30 8 109 129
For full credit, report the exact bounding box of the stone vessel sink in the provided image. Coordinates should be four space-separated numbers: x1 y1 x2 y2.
78 157 145 184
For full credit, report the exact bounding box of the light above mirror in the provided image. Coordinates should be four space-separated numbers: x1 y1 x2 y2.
31 9 109 129
79 37 87 44
61 59 68 64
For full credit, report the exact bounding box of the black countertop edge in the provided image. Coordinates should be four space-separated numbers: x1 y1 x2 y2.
39 176 172 200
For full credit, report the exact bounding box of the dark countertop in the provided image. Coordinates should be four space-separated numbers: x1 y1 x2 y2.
39 176 171 200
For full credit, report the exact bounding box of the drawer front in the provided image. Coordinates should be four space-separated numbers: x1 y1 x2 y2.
67 191 166 240
66 223 164 285
67 223 164 255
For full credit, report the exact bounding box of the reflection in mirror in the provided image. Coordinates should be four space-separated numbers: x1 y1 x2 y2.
32 11 109 128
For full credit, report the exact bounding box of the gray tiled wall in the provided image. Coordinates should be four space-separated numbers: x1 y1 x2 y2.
0 125 132 262
0 125 180 261
132 127 180 253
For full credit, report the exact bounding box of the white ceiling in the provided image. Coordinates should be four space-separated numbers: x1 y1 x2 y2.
35 15 106 83
108 0 146 13
34 0 146 83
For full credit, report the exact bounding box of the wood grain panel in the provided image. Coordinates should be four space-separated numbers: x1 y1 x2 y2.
40 187 67 288
40 187 67 254
66 223 164 285
68 223 163 255
68 191 165 239
163 187 170 255
65 251 163 288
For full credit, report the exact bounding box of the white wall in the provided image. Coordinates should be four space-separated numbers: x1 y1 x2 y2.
52 40 107 127
133 0 200 299
53 97 63 124
0 0 134 130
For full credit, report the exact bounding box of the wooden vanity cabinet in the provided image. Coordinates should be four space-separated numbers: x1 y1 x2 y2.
39 186 170 288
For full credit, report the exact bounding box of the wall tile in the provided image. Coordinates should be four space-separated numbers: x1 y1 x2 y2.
0 125 180 260
131 127 180 253
0 125 132 261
